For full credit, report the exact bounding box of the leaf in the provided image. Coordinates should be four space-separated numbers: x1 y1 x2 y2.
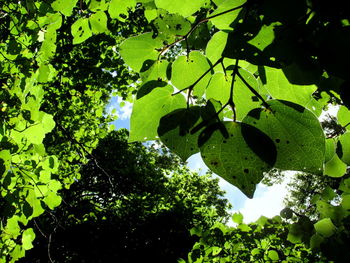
338 132 350 165
119 33 163 72
158 107 201 161
51 0 78 16
263 67 319 114
205 31 228 64
210 0 246 30
154 0 207 17
44 192 62 210
153 13 191 38
268 250 279 261
21 228 36 250
324 138 336 163
314 218 336 238
71 18 93 45
140 60 169 82
89 11 108 34
248 24 275 51
338 106 350 130
232 212 243 224
280 207 293 219
129 85 186 142
243 100 325 174
324 154 347 178
171 51 211 97
108 0 136 21
199 121 276 198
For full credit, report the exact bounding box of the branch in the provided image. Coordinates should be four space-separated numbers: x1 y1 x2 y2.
236 70 270 109
228 59 239 121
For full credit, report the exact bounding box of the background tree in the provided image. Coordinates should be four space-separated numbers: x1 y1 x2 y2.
21 129 231 263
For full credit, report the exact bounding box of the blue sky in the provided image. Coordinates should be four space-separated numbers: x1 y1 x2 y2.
107 96 290 223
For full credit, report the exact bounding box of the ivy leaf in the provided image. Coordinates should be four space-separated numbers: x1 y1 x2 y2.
71 18 93 45
129 85 186 142
21 228 36 250
243 100 325 174
158 107 201 161
171 51 211 97
154 0 207 17
51 0 78 16
199 121 276 198
108 0 136 21
119 33 163 72
314 218 336 238
89 11 108 34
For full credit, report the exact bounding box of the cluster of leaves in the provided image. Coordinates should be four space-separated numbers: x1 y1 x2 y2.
0 0 147 261
19 130 231 262
114 0 350 260
182 214 326 263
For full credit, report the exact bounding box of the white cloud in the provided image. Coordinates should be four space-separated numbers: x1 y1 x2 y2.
237 177 290 224
106 96 133 120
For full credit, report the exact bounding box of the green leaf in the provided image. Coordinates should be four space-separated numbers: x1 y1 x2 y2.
44 192 62 210
210 0 246 30
199 121 276 198
0 150 11 176
158 107 201 161
280 207 293 219
71 18 93 44
22 228 36 250
205 31 228 64
324 138 336 163
171 51 211 97
153 13 191 38
108 0 136 21
338 106 350 130
129 85 186 142
248 24 275 51
243 100 325 174
287 223 303 244
232 212 243 224
310 233 324 249
154 0 207 17
119 33 163 72
140 60 169 82
268 250 279 261
51 0 78 16
324 154 347 178
314 218 336 238
89 11 108 34
338 132 350 165
263 67 319 114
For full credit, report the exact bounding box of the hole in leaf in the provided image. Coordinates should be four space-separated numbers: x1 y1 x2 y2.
286 140 290 144
275 139 280 143
244 169 249 174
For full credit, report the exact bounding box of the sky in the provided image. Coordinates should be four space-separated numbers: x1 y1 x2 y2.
106 96 291 224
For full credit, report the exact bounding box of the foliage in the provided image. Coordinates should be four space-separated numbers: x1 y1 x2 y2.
183 214 326 263
1 0 350 262
20 130 231 262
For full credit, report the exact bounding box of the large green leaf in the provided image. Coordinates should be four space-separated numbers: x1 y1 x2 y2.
154 0 207 17
314 218 336 238
51 0 78 16
119 33 163 72
199 121 276 198
21 228 35 250
263 67 319 115
338 106 350 131
205 31 228 64
158 107 201 161
171 51 211 97
129 85 186 142
243 100 325 174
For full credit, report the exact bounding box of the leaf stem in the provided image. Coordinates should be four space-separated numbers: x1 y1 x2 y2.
228 59 239 121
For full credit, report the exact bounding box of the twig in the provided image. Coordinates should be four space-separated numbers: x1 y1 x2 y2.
236 70 270 109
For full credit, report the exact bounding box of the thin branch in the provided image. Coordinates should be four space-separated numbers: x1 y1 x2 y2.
236 70 270 109
228 59 240 121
